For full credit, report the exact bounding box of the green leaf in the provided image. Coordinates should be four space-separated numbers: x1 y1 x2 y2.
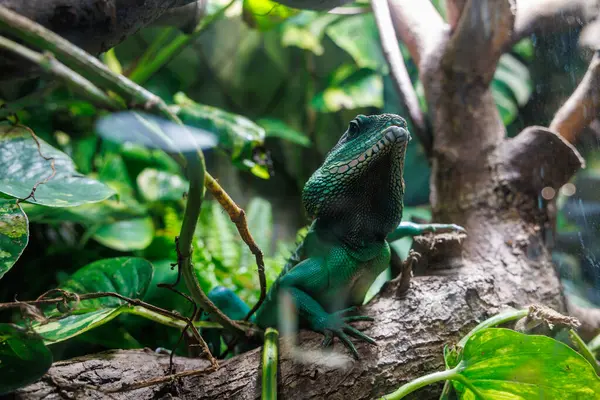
243 0 300 31
136 168 189 202
61 257 154 308
455 328 600 399
512 38 534 62
258 118 311 147
326 14 386 72
312 66 383 112
0 199 28 280
0 324 53 394
173 92 271 178
0 125 115 207
33 257 153 343
92 218 155 251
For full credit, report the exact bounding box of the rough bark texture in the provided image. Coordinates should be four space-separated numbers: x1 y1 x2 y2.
7 1 600 399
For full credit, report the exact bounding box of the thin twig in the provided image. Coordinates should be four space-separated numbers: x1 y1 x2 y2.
371 0 430 155
204 174 267 322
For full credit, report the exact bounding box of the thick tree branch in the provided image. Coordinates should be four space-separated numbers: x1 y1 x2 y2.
443 0 515 85
550 51 600 144
511 0 600 48
387 0 445 67
371 0 430 154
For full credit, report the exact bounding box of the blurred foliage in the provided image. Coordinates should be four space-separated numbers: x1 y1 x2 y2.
2 0 598 388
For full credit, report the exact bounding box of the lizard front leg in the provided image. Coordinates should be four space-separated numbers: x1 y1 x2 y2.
257 258 376 359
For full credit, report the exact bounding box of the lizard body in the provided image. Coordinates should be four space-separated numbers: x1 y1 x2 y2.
206 114 464 358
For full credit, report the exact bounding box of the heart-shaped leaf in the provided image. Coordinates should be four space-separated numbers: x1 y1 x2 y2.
33 257 153 343
0 199 28 280
0 324 52 394
0 125 115 207
455 328 600 399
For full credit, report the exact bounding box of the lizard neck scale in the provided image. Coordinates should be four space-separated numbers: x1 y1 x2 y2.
302 114 410 252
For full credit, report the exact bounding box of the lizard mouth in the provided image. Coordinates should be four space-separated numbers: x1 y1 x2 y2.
383 125 411 144
326 125 410 175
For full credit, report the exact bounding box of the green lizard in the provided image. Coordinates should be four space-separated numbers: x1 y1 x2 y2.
205 114 464 358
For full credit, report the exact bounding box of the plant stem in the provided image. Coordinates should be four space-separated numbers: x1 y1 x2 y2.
569 329 600 375
589 333 600 355
261 327 279 400
178 151 248 340
128 0 237 85
0 36 122 111
0 5 178 123
124 305 221 330
380 367 460 399
458 308 528 347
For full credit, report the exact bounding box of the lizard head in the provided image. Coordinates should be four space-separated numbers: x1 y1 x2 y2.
302 114 411 246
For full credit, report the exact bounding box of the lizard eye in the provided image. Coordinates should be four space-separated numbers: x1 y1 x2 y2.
347 120 360 137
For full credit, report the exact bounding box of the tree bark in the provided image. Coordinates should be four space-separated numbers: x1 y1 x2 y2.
9 1 599 399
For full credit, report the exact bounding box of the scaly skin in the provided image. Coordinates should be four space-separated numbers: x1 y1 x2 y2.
207 114 464 358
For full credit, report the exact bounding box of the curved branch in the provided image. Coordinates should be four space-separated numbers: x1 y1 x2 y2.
550 51 600 144
371 0 430 154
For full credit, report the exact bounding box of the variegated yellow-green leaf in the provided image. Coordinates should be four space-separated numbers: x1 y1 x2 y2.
34 308 126 344
92 217 155 251
0 324 52 394
32 258 153 343
0 124 115 207
0 199 28 280
456 328 600 399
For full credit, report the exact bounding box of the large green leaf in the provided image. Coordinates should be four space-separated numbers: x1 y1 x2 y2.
243 0 300 31
312 66 383 112
173 92 271 179
0 125 115 207
455 328 600 399
0 324 53 394
92 218 155 251
33 258 153 343
0 199 28 280
326 14 386 72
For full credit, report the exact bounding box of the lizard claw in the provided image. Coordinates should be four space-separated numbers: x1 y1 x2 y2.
318 309 376 359
427 223 466 234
